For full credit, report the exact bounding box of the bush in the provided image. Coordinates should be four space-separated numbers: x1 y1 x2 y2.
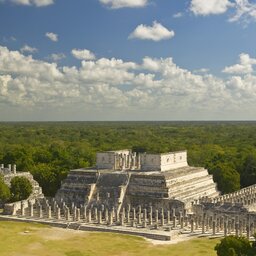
0 176 11 205
215 235 256 256
10 176 32 202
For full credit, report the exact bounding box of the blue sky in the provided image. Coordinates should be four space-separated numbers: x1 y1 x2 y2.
1 0 256 121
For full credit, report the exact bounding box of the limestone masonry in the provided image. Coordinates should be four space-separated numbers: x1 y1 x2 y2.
3 149 256 241
55 149 219 213
0 164 44 200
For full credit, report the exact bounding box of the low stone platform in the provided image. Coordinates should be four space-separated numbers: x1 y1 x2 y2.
0 215 172 241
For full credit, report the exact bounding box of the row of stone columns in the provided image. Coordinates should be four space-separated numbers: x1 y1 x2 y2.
18 199 256 239
19 200 189 229
0 164 16 174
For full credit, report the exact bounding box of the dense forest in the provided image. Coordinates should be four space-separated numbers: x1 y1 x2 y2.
0 121 256 197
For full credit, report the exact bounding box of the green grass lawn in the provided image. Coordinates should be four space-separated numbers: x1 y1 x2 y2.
0 221 219 256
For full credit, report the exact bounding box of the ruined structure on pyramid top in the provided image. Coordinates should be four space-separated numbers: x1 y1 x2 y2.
96 149 188 171
55 149 219 212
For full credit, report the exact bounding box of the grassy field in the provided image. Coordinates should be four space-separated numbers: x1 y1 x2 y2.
0 221 219 256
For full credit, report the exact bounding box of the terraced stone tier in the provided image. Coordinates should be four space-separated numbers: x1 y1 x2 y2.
55 164 219 213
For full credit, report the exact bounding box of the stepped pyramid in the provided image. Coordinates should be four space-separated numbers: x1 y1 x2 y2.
55 149 219 212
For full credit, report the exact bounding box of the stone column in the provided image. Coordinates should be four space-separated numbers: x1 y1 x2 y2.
185 215 188 227
155 210 159 226
212 220 216 235
53 201 57 213
230 218 235 233
83 205 87 220
205 216 209 231
191 218 194 233
172 209 176 221
88 209 92 223
247 224 250 239
120 212 124 226
149 212 153 225
105 208 109 223
132 208 136 222
167 210 170 224
216 217 220 233
161 209 164 226
56 207 61 220
94 207 98 222
39 205 43 218
251 222 254 237
228 220 232 234
29 203 34 217
195 216 198 230
224 221 227 237
173 214 176 228
138 211 142 225
143 209 147 225
98 210 102 224
180 216 184 229
115 208 119 223
202 216 205 234
47 206 52 219
77 208 81 222
179 211 183 225
239 220 243 236
109 211 113 225
235 222 239 237
21 202 25 216
13 164 16 174
126 209 130 224
73 207 77 221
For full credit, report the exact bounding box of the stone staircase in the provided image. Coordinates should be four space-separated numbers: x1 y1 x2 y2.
55 170 98 206
87 173 130 211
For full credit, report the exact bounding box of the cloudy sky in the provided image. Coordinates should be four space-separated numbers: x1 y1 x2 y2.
1 0 256 121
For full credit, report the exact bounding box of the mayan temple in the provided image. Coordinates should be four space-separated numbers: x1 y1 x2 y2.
55 149 219 213
4 150 256 241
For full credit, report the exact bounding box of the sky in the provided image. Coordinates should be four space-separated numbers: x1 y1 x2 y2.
1 0 256 121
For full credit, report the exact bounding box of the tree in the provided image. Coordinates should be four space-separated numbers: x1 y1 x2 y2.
10 176 32 202
240 154 256 188
31 163 67 197
209 163 240 194
0 176 11 205
215 235 256 256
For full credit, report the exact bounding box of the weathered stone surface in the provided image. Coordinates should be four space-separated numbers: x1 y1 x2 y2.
55 149 219 213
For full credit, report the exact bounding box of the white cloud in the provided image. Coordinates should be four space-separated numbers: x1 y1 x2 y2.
190 0 256 25
99 0 148 9
1 45 256 120
2 0 54 7
173 12 183 18
45 32 58 42
20 44 38 54
229 0 256 24
194 68 210 74
129 21 175 41
223 53 256 74
48 53 66 62
190 0 233 15
71 49 96 60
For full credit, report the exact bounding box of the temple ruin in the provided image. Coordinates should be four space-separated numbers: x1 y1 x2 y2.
0 164 44 200
2 149 256 241
55 149 219 213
